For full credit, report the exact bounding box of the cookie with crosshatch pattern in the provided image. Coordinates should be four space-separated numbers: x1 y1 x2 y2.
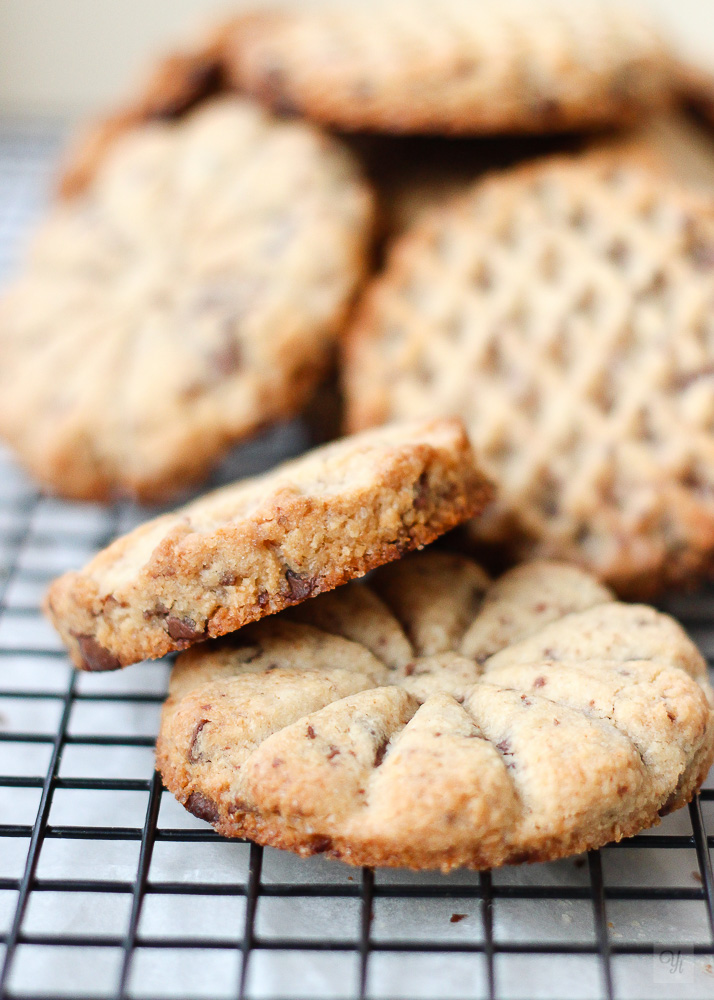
0 96 374 501
45 418 491 670
225 0 676 135
157 551 714 870
344 149 714 597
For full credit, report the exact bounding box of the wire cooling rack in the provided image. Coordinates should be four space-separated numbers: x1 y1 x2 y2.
1 121 714 1000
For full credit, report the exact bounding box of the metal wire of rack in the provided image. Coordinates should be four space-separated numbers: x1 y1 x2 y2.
0 121 714 1000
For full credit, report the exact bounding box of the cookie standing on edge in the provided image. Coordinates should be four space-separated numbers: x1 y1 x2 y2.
0 96 374 501
157 551 714 871
226 1 675 135
46 419 492 670
344 151 714 597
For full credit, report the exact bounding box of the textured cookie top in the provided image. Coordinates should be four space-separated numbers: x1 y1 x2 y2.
157 552 714 871
0 97 374 501
46 418 491 670
226 1 674 135
345 152 714 597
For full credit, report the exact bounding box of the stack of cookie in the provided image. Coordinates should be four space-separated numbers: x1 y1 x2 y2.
4 0 714 871
44 419 714 870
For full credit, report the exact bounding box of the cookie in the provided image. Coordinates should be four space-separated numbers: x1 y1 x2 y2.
225 1 675 136
157 551 714 871
0 96 374 501
45 418 491 670
591 113 714 193
344 150 714 597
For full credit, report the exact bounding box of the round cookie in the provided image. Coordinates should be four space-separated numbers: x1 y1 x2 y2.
45 418 491 670
0 96 374 501
226 1 675 136
157 551 714 871
344 150 714 597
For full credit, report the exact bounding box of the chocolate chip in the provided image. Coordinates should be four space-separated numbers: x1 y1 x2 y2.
609 65 639 101
690 240 714 270
509 849 537 865
496 738 514 767
185 791 219 824
212 337 242 377
75 635 121 672
257 590 269 608
262 64 286 96
188 719 209 763
658 789 680 816
453 55 479 78
450 913 467 924
533 676 546 688
531 95 560 120
306 725 316 740
258 64 298 115
272 93 298 117
220 571 237 587
412 471 430 510
284 569 314 603
309 835 332 854
166 615 202 641
373 737 390 768
353 78 375 99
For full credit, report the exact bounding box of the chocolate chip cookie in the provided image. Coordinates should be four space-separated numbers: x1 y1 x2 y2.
157 551 714 870
226 1 675 135
344 150 714 597
46 418 491 670
0 96 374 500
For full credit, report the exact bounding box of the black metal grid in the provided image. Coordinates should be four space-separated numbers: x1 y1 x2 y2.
1 122 714 1000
